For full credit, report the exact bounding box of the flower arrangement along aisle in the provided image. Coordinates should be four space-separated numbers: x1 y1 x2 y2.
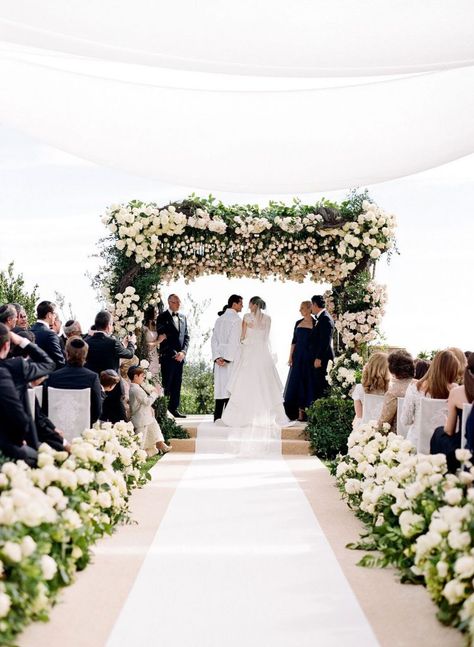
334 421 474 644
0 421 149 645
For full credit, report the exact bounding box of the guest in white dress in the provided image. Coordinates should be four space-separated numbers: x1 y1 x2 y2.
142 305 166 378
401 349 459 448
352 352 389 429
128 366 170 456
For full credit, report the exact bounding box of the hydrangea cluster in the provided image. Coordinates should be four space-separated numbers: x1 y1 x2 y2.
335 423 474 643
0 421 148 644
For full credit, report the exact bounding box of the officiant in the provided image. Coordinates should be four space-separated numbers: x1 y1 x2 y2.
211 295 243 421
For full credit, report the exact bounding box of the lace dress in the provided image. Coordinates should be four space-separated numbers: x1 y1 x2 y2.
143 326 160 377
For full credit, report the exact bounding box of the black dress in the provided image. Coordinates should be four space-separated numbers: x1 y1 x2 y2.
284 320 315 420
430 408 463 472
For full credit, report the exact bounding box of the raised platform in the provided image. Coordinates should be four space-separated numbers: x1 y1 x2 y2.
171 415 311 455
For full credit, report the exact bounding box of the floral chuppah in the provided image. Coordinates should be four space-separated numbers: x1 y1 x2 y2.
96 191 395 377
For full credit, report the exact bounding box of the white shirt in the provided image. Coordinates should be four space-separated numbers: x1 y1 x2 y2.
168 308 179 330
35 320 50 329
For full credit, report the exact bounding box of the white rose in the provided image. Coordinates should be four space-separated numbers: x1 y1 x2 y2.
20 535 37 558
455 555 474 579
442 579 466 605
0 592 11 618
41 554 58 580
456 449 472 463
444 488 463 506
448 530 471 550
97 492 112 508
437 560 449 578
2 541 22 563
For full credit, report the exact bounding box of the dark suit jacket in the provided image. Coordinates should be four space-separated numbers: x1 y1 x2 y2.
310 310 335 364
84 332 135 373
0 363 31 448
156 311 190 359
30 322 65 369
46 364 102 424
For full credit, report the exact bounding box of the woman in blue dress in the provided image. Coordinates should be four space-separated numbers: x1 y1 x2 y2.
284 301 316 421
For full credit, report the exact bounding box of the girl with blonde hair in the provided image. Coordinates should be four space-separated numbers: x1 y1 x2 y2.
352 352 390 429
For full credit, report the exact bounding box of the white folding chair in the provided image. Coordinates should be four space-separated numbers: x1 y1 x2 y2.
34 385 43 407
362 393 385 424
47 387 91 442
396 397 409 438
461 402 473 450
418 397 448 455
26 388 36 419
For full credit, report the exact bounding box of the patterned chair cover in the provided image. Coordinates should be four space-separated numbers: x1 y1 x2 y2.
418 397 448 455
47 387 91 442
396 397 409 438
34 385 43 407
461 402 473 450
362 394 385 424
26 388 36 419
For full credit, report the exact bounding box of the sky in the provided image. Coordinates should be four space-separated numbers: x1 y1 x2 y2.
0 124 472 379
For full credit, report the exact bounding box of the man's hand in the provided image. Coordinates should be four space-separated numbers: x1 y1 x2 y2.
288 357 293 367
174 352 185 362
215 357 226 367
157 333 167 344
314 359 322 369
127 333 137 346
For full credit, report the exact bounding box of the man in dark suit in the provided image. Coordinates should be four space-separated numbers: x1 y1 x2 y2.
310 295 335 401
30 300 65 370
85 310 136 423
0 324 39 466
46 337 102 425
156 294 190 418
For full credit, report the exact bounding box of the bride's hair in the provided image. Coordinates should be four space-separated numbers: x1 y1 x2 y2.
218 294 242 316
249 296 266 311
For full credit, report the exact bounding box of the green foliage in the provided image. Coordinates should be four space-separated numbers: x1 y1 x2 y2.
0 262 39 323
153 395 188 442
306 396 354 459
332 270 372 314
181 359 214 415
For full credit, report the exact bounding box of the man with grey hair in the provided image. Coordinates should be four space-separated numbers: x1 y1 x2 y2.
61 319 83 352
0 304 18 331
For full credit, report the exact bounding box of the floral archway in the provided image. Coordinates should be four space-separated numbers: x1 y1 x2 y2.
95 191 396 394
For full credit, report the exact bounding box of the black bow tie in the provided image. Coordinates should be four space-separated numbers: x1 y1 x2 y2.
172 313 178 317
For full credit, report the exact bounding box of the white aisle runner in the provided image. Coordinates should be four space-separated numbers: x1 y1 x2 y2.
106 453 379 647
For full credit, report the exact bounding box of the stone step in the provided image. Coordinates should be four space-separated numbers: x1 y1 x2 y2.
168 437 311 455
182 426 307 441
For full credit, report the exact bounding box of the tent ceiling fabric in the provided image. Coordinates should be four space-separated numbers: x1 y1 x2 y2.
1 0 474 76
1 45 473 193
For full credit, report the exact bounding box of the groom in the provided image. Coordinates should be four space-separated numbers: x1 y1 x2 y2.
311 294 335 401
156 294 190 418
211 294 243 421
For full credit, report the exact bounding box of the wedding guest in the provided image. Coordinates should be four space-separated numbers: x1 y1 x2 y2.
310 295 335 401
52 317 62 335
156 294 190 418
0 303 17 330
12 304 28 331
284 300 315 421
402 350 459 448
46 337 102 425
0 324 38 465
128 366 170 456
378 350 415 433
120 354 141 420
447 346 467 384
85 310 136 423
414 358 430 380
431 352 474 470
352 352 390 429
211 294 243 421
30 301 65 370
142 305 166 378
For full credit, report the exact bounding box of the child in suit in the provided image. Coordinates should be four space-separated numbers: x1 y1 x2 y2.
128 366 171 456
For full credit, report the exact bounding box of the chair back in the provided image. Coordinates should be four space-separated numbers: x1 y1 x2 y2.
34 385 43 407
27 388 36 419
461 402 474 450
47 387 91 442
362 394 385 424
418 397 448 455
396 397 409 438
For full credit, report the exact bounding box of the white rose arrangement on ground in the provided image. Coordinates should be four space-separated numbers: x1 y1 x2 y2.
0 422 149 644
334 421 474 643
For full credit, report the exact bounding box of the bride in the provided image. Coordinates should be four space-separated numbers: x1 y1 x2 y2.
220 297 288 454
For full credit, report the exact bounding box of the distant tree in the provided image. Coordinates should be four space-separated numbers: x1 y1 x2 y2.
0 262 39 323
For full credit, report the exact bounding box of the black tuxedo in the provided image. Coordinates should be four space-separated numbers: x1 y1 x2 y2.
0 363 37 466
310 309 335 400
84 331 135 423
156 310 190 412
45 364 102 425
29 322 65 370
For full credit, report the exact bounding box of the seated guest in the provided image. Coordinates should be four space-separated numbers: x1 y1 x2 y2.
402 350 459 449
12 303 28 332
0 303 17 330
46 337 102 425
61 319 83 352
414 358 430 380
378 350 415 433
466 406 474 452
447 346 467 384
0 323 38 465
128 366 170 456
85 310 136 423
431 352 474 470
30 301 65 369
99 370 122 421
352 352 390 429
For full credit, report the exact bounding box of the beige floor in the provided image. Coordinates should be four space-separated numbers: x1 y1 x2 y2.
19 454 462 647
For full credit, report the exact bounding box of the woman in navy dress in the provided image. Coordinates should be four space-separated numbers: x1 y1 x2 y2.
284 301 316 421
